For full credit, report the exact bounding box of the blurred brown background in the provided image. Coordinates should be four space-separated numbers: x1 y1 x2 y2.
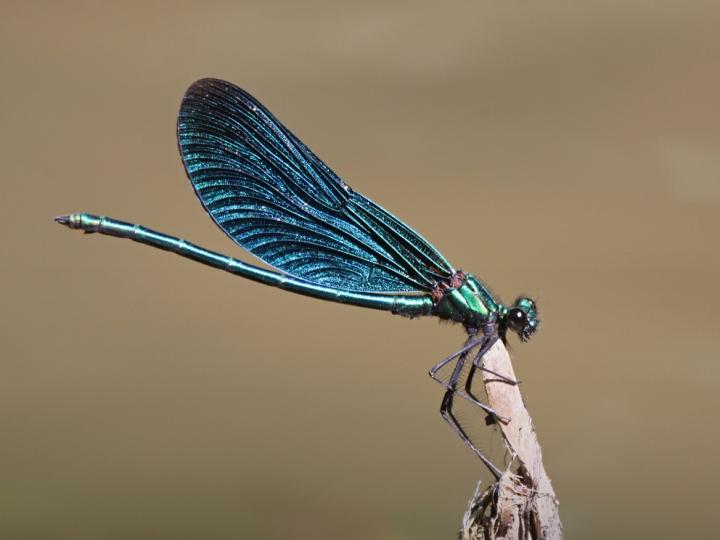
2 1 719 539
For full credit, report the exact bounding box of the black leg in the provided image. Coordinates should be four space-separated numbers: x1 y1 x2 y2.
429 333 504 419
429 333 485 374
462 326 519 421
431 330 504 479
463 363 509 425
428 328 478 381
471 339 521 386
462 327 510 424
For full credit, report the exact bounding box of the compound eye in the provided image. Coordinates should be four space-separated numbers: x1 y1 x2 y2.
508 308 527 329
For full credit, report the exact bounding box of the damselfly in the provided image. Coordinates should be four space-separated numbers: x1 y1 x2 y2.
56 79 540 478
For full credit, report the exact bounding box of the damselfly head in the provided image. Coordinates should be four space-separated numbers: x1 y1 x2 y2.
505 297 539 342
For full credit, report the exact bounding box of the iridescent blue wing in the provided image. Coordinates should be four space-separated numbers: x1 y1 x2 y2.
177 78 454 293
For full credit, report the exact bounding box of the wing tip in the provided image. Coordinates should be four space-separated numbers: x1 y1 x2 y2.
187 77 223 92
184 78 246 101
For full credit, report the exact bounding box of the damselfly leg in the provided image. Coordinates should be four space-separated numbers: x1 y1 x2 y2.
463 327 521 405
429 328 505 479
429 333 504 420
429 322 519 419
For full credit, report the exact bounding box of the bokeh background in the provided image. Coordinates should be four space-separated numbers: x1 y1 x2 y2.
3 1 719 538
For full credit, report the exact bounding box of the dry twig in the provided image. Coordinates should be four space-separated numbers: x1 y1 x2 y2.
459 340 562 540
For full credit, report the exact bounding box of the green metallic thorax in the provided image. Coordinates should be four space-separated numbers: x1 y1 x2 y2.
434 274 505 329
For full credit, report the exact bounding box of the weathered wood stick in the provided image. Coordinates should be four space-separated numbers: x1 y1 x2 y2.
460 340 562 540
